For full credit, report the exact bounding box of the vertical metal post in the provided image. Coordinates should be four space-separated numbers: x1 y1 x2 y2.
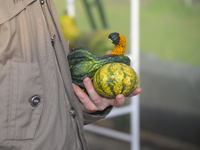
130 0 140 150
66 0 75 18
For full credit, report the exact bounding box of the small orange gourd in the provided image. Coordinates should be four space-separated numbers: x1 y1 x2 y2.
108 32 126 55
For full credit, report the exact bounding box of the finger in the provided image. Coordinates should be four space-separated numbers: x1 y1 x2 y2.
83 77 104 105
72 83 96 111
72 83 89 103
83 77 112 110
105 50 112 55
113 94 125 107
127 87 142 97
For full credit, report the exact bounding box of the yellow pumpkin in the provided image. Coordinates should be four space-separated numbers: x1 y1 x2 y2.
93 63 139 98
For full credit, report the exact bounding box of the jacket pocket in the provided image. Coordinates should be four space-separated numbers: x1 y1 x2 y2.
7 61 43 140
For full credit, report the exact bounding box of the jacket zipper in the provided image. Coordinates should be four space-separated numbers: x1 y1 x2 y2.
39 1 84 149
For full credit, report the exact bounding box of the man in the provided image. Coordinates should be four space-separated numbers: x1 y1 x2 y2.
0 0 141 149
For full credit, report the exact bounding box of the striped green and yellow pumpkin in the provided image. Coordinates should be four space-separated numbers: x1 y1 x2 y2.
93 63 139 98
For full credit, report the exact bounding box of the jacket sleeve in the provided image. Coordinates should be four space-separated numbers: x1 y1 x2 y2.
83 106 113 125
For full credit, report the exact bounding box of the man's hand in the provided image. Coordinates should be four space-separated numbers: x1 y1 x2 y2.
72 77 141 113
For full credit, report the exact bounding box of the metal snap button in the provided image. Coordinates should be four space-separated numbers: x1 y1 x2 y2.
30 95 41 107
40 0 44 5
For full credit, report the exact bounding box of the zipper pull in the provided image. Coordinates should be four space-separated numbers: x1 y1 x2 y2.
51 35 56 47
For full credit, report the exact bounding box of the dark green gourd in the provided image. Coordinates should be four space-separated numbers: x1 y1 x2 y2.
67 46 130 88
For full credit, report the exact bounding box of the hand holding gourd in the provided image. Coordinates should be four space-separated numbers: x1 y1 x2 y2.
68 32 141 113
73 48 141 113
73 76 141 113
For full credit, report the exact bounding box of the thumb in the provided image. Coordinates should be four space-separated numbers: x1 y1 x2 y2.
105 50 112 55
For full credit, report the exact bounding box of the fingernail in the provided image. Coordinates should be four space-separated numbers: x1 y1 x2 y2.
72 83 76 88
117 95 124 101
84 78 90 84
118 97 123 101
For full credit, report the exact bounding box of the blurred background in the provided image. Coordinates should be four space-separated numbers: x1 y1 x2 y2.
54 0 200 149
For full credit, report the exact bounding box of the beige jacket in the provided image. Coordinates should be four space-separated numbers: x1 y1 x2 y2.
0 0 111 149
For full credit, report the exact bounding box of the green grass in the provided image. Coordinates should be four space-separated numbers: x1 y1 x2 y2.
54 0 200 66
140 0 200 66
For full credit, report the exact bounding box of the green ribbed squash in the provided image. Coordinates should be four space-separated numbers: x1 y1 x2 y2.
68 47 131 88
93 63 139 98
